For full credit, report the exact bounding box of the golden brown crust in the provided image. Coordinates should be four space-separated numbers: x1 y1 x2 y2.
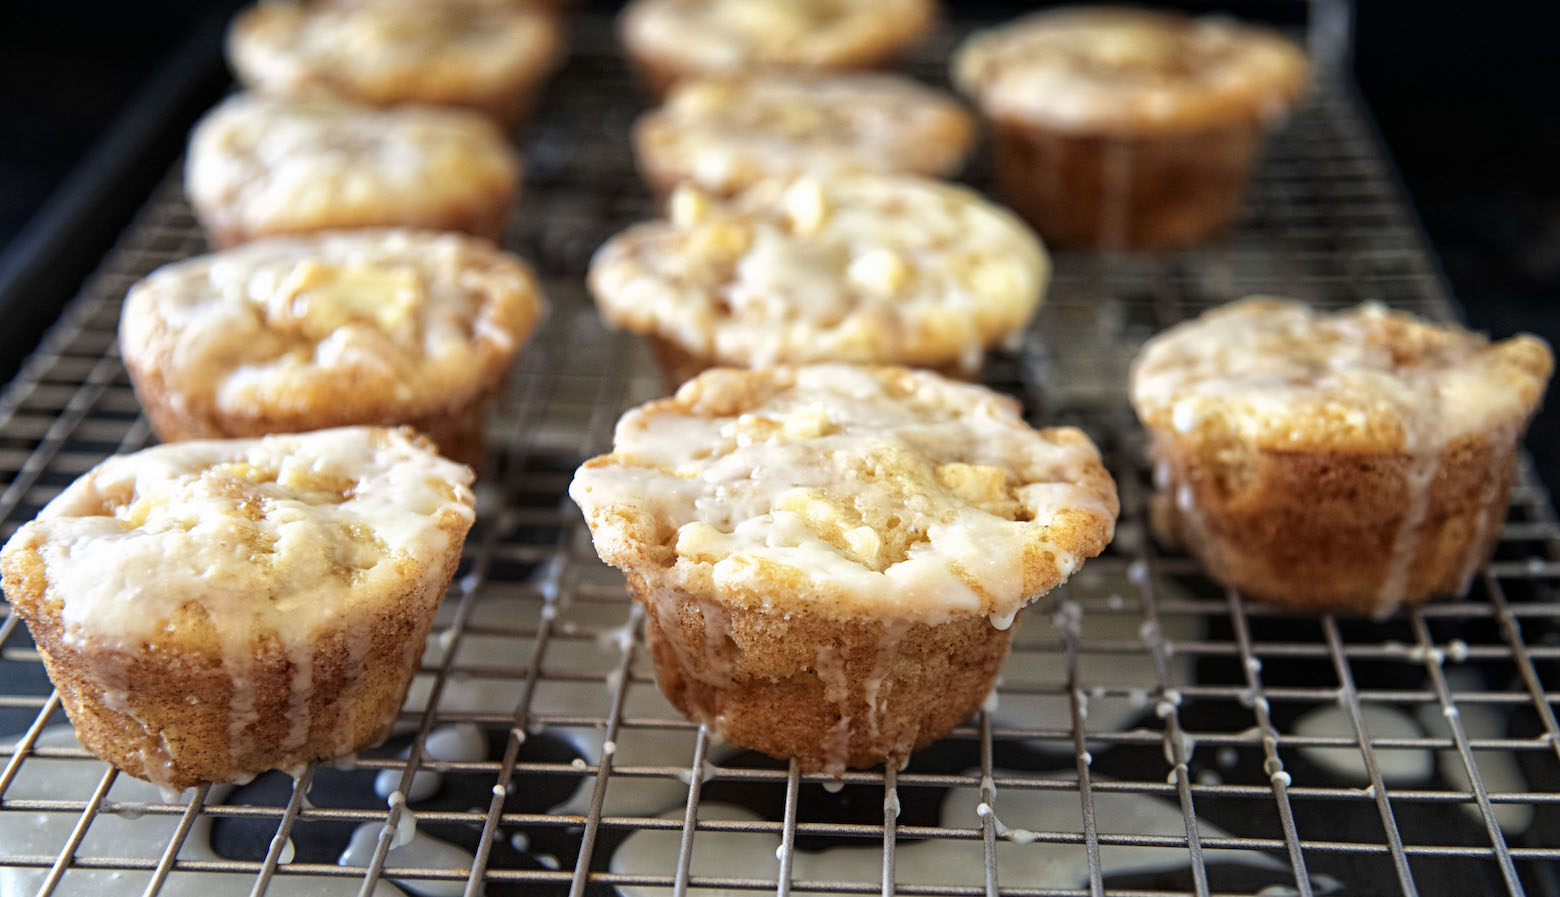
588 174 1047 371
633 73 975 199
129 366 491 469
952 7 1309 136
185 94 520 248
644 334 984 391
227 1 565 128
1132 298 1553 612
0 428 475 787
200 194 512 251
1130 298 1555 454
9 550 459 790
619 0 936 96
987 117 1263 249
571 364 1115 771
1149 432 1516 611
636 572 1012 772
952 7 1306 249
119 230 543 467
572 365 1117 625
644 333 719 391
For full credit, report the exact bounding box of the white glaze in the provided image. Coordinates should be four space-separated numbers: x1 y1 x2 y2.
610 775 1283 895
120 228 541 420
639 73 971 194
953 7 1308 132
339 821 474 897
404 589 741 818
995 571 1200 755
1132 299 1545 452
373 722 488 804
185 93 517 241
228 0 558 109
1415 672 1532 834
814 643 853 779
1292 704 1432 785
1131 298 1550 612
589 173 1048 369
571 366 1115 626
3 427 474 785
21 427 472 649
622 0 932 73
0 727 399 897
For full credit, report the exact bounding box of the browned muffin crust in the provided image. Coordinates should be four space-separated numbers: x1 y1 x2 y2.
0 428 476 788
620 0 937 97
571 365 1118 771
1131 297 1552 612
952 7 1309 248
119 229 544 468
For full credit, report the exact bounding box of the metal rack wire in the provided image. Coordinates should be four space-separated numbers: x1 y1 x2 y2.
2 12 1558 897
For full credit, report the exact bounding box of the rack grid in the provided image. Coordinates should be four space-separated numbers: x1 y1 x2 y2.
2 13 1559 897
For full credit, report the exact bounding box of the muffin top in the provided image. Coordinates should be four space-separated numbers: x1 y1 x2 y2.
952 7 1309 133
227 0 562 110
0 427 475 651
621 0 935 75
185 93 519 239
588 174 1048 369
1129 297 1554 453
570 365 1118 626
120 229 544 422
634 73 975 195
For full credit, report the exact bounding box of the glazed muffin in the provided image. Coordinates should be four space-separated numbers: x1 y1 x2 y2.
226 0 564 127
588 173 1048 386
119 229 545 468
0 427 476 790
570 365 1117 773
952 7 1309 249
185 93 520 249
620 0 937 97
633 72 975 200
1130 298 1553 613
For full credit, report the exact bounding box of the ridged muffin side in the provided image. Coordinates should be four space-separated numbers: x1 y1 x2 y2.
1130 297 1552 612
0 427 476 789
570 365 1117 773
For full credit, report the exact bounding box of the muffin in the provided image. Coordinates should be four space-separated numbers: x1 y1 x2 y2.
569 365 1117 773
952 7 1309 249
588 173 1048 387
0 427 476 790
226 0 564 127
633 72 975 200
620 0 937 97
185 93 520 249
1130 298 1553 613
119 229 545 468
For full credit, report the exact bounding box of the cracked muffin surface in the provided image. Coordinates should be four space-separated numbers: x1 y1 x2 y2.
950 6 1309 249
634 72 974 197
571 365 1117 626
570 365 1115 773
621 0 936 92
1129 297 1552 612
185 93 519 247
588 173 1047 375
0 427 476 788
120 228 543 464
122 229 542 426
1130 297 1553 454
227 0 563 123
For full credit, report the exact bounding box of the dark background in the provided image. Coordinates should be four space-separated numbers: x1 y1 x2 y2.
1 1 1557 483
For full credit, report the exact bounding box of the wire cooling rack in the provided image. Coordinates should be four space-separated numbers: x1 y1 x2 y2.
2 12 1559 897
